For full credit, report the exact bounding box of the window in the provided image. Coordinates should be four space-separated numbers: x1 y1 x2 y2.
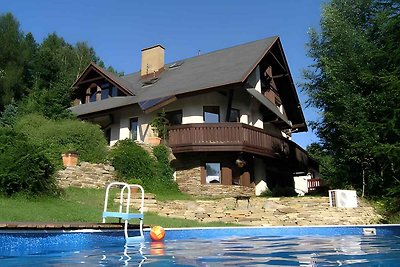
229 108 240 122
165 110 182 125
130 118 138 140
203 106 220 123
89 88 97 102
111 86 125 97
205 163 221 183
101 88 110 100
104 128 111 145
101 83 111 100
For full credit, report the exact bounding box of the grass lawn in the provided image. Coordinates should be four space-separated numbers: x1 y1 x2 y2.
0 187 235 228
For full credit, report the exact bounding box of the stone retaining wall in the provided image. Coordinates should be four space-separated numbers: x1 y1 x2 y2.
175 167 254 197
56 162 117 189
127 195 381 226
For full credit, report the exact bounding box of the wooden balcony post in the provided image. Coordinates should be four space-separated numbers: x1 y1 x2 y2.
240 171 251 187
221 167 232 185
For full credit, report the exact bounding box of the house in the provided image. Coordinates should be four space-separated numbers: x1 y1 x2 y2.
70 36 319 196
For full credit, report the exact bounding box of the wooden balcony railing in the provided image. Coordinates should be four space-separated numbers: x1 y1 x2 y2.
168 123 317 171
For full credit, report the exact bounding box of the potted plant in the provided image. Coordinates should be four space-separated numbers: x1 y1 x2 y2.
149 110 169 144
128 178 143 193
62 150 79 167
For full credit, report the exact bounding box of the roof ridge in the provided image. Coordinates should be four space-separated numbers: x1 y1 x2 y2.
122 36 279 78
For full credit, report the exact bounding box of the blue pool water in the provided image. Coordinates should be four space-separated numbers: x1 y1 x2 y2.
0 225 399 266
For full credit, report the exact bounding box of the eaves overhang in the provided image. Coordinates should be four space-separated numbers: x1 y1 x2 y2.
246 88 292 128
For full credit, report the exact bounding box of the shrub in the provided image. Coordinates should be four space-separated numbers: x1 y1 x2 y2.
109 139 156 187
14 114 108 168
0 100 18 127
271 186 297 197
0 127 57 196
152 144 180 193
109 141 180 194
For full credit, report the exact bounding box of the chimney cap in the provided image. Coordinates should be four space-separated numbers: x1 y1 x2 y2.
141 44 165 52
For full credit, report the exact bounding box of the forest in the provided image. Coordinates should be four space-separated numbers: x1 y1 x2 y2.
303 0 400 219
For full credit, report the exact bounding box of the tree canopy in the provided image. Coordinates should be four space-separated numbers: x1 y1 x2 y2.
0 12 120 119
303 0 400 198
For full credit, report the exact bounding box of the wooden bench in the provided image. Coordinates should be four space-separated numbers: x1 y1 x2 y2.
234 195 251 208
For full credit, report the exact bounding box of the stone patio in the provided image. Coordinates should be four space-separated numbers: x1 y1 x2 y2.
129 194 382 226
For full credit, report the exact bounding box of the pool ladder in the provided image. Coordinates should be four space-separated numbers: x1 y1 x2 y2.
102 182 145 243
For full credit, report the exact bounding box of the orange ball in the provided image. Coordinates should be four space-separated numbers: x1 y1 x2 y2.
150 226 165 241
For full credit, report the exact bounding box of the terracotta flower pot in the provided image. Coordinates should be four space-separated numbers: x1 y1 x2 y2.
62 152 79 167
148 137 161 145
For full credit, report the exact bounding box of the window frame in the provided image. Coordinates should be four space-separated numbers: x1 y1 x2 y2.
203 106 220 123
165 110 183 126
205 162 221 184
228 108 240 122
129 117 139 141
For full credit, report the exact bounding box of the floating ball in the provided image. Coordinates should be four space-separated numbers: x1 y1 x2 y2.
150 226 165 241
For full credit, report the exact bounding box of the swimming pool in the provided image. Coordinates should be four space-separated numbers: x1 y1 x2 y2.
1 225 399 266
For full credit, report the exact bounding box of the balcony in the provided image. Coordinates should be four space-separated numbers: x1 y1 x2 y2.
168 123 317 171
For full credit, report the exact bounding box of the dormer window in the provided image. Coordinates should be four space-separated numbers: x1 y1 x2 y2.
89 87 97 102
169 61 184 69
101 83 110 100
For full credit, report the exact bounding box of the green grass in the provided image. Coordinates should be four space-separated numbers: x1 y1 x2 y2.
153 191 194 201
370 198 400 224
0 187 236 227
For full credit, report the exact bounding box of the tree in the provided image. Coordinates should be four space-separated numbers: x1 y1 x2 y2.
21 33 111 119
303 0 400 197
0 13 36 109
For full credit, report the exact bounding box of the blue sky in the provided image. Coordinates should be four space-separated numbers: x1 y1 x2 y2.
2 0 326 148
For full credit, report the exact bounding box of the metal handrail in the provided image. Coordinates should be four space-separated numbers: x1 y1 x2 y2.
102 182 145 240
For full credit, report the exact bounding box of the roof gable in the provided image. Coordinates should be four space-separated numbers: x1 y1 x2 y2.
72 63 134 96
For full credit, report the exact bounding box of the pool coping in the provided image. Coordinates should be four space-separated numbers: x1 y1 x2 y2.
0 222 149 231
0 222 399 234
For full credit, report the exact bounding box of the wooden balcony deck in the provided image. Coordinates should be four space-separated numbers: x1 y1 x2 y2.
168 123 317 171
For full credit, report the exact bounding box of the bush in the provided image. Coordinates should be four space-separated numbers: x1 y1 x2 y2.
271 186 297 197
109 141 180 194
14 114 108 168
109 139 156 187
152 144 180 193
0 127 57 196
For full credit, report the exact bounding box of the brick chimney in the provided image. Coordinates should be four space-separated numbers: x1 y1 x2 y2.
141 45 165 78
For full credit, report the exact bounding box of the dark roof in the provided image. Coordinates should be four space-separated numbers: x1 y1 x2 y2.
123 36 278 99
71 37 278 116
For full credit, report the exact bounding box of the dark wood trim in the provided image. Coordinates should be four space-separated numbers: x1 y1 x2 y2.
75 76 105 86
274 39 307 132
240 171 251 187
272 74 289 79
168 123 315 172
269 51 287 73
221 167 232 185
143 96 177 114
200 166 206 184
225 89 234 122
240 36 279 82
